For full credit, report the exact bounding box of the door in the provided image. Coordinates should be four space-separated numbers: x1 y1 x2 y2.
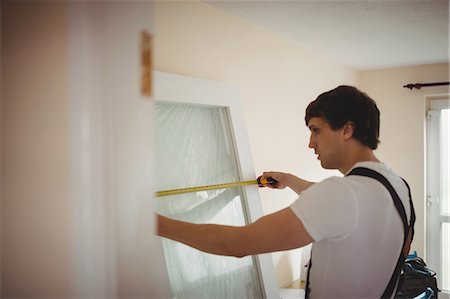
426 96 450 292
153 71 279 298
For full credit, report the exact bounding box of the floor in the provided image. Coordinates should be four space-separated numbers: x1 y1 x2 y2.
279 288 305 299
279 279 305 299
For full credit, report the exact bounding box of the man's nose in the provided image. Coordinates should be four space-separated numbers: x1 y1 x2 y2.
308 135 315 149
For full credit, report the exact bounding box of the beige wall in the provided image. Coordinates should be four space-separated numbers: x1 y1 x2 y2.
1 2 72 297
154 1 450 287
154 1 357 287
359 63 450 258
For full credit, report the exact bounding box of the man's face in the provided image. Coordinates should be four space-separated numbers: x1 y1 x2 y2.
307 117 346 170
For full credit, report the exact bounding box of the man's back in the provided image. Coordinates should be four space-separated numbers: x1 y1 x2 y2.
290 161 412 298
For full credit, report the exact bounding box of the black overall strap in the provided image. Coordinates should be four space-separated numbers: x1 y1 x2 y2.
304 167 414 298
401 178 416 245
348 167 414 299
305 259 312 298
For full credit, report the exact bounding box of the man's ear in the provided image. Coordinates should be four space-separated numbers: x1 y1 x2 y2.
342 121 355 140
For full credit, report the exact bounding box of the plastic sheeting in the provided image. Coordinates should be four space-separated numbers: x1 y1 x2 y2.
155 102 263 299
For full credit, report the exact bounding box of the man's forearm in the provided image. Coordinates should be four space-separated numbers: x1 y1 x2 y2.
157 215 248 258
285 174 314 194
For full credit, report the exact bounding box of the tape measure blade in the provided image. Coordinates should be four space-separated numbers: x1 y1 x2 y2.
156 179 258 197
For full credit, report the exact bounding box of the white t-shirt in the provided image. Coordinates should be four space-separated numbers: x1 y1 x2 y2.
290 162 412 299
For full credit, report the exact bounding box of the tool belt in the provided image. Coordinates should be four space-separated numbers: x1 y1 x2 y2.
397 255 439 299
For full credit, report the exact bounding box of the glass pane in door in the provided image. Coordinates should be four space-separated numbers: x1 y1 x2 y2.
155 102 263 299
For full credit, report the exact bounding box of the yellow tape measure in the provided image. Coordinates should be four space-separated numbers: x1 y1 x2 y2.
155 177 276 197
155 179 257 197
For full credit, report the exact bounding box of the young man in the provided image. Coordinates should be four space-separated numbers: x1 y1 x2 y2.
157 86 414 298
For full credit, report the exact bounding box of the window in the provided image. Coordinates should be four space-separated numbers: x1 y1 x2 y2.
426 96 450 292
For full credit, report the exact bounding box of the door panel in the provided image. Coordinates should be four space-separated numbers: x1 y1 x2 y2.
153 71 279 298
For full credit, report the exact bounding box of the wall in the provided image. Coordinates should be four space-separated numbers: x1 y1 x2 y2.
154 1 358 287
1 2 72 297
359 63 450 258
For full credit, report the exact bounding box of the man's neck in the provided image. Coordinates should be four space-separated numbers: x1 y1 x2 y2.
339 145 379 174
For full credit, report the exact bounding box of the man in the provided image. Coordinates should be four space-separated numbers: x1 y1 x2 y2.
157 85 414 298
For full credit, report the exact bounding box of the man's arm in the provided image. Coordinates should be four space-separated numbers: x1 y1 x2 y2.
261 172 314 194
157 207 313 258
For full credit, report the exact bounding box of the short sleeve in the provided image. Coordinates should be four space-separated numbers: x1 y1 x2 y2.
289 177 357 242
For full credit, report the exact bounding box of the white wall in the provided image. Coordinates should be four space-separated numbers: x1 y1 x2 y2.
154 1 358 287
359 63 450 258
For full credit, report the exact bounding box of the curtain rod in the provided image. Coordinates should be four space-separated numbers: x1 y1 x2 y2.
403 81 450 90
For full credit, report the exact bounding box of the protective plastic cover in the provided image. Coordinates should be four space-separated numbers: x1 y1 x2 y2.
155 102 263 298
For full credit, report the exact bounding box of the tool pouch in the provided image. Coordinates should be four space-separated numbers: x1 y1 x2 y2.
396 256 439 299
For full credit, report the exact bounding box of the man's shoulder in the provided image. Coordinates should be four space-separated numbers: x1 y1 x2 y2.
346 161 398 178
306 176 355 198
345 161 406 190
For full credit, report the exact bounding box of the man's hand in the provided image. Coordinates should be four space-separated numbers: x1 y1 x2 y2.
259 172 315 194
259 172 290 189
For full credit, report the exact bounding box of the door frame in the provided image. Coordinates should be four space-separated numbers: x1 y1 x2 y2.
426 95 450 291
69 3 172 298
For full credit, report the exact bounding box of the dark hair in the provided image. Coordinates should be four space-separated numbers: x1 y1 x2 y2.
305 85 380 149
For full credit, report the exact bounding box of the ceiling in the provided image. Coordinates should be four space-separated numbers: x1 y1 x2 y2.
203 0 450 70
